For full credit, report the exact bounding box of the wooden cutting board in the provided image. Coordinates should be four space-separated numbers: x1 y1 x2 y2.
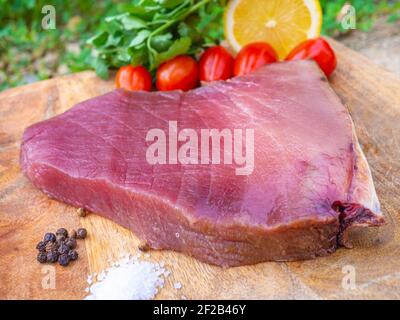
0 40 399 300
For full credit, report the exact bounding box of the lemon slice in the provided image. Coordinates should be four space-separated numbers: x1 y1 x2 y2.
224 0 322 60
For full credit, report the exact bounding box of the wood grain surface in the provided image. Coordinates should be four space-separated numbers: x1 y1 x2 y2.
0 40 399 300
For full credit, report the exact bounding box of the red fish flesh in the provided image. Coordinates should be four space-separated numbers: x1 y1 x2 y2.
21 60 384 266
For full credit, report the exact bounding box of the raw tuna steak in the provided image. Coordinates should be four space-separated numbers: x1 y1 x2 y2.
21 61 384 266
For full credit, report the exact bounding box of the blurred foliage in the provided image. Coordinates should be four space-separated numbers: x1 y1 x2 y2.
320 0 399 35
0 0 399 91
0 0 118 91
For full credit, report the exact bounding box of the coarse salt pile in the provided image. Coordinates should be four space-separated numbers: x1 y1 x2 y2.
84 254 168 300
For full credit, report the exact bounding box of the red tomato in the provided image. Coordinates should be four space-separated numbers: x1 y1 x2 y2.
156 55 198 91
199 46 234 82
285 38 337 77
233 42 278 77
116 65 152 91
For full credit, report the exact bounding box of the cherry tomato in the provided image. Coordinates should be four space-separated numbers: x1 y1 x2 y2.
116 65 152 91
285 38 337 78
199 46 234 82
156 55 199 91
233 42 278 77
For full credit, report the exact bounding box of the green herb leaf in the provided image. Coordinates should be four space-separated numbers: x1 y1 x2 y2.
120 15 147 30
104 13 129 23
118 3 159 20
116 48 131 64
93 57 109 79
129 45 148 67
129 29 151 47
105 32 123 48
152 36 192 69
87 32 108 47
159 0 185 9
150 33 173 52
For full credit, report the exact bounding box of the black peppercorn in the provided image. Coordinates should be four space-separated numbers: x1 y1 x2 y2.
58 254 70 266
68 250 79 261
65 238 77 249
37 252 47 263
77 208 88 217
56 228 68 238
76 228 87 239
56 234 66 243
45 241 58 252
58 243 69 255
138 241 150 252
70 229 77 239
46 251 59 263
36 241 47 252
43 232 56 243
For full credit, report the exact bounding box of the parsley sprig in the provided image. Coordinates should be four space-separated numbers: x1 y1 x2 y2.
87 0 226 79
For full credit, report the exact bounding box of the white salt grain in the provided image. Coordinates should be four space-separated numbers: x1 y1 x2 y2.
174 282 182 290
84 255 168 300
163 270 171 277
97 270 106 281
